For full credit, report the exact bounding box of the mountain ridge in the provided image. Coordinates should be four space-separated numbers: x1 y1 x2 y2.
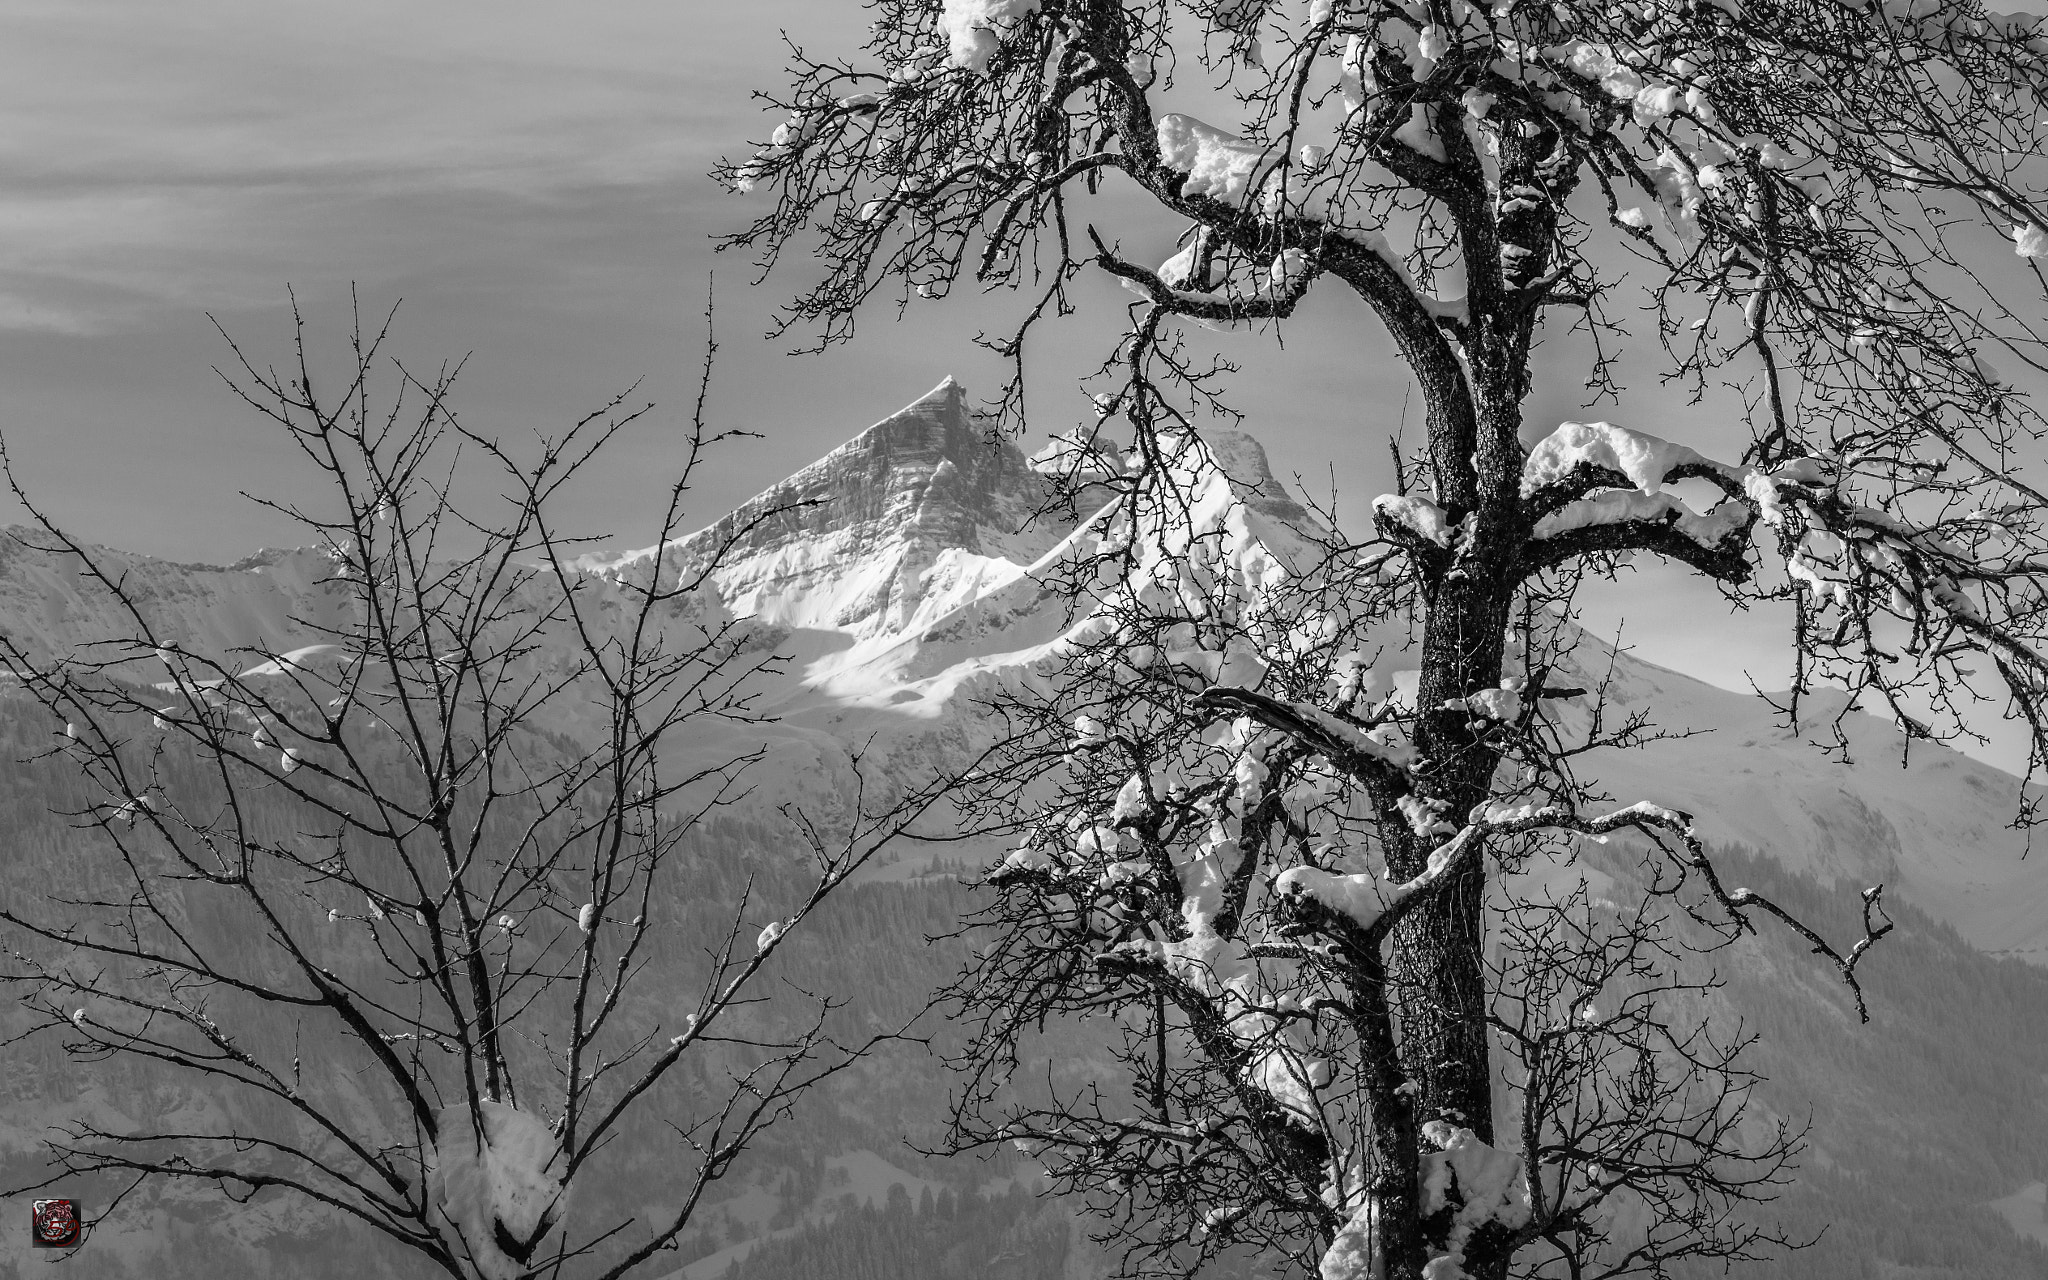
0 381 2043 961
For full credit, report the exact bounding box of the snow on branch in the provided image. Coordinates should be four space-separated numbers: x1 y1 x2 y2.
1093 228 1315 332
940 0 1043 74
1531 488 1750 549
1273 805 1546 939
1373 492 1458 553
1419 1119 1535 1275
1570 803 1896 1024
1156 114 1279 208
1514 420 1768 581
1196 684 1416 778
1273 796 1892 1021
1521 421 1742 503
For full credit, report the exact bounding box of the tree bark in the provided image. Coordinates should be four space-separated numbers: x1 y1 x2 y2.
1393 543 1516 1279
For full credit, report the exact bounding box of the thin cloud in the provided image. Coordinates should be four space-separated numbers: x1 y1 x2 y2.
0 0 783 331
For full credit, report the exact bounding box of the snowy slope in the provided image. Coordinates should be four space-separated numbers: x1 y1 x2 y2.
791 398 1328 718
655 383 2048 964
1553 639 2048 961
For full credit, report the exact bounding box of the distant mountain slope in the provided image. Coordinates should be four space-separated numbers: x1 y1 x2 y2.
690 381 2048 965
0 536 345 669
1554 638 2048 962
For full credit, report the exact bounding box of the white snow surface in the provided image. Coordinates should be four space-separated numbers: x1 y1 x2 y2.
941 0 1042 71
1156 114 1275 206
1374 493 1454 547
426 1101 570 1280
1419 1119 1530 1235
1321 1194 1383 1280
1334 1120 1529 1279
1275 862 1392 930
1533 489 1749 548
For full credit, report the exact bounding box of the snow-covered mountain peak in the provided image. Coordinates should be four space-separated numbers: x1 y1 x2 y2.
588 378 1074 639
567 379 1343 655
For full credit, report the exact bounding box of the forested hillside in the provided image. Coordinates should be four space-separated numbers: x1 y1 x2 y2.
1680 844 2048 1279
2 678 2045 1279
718 1183 1073 1280
665 840 2048 1280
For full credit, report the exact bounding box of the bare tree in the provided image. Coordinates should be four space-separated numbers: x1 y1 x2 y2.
723 2 2048 1277
0 296 919 1279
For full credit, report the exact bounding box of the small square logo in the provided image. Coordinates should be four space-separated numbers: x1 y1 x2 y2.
31 1198 80 1248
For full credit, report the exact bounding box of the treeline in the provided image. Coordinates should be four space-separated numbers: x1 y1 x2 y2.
720 1183 1071 1280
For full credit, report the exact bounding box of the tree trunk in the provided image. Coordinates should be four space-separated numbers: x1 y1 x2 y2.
1397 571 1510 1123
1387 573 1514 1279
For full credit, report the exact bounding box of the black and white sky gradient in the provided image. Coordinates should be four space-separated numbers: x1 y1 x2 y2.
4 0 2041 769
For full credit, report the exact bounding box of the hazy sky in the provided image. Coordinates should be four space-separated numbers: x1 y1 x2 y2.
2 0 2039 769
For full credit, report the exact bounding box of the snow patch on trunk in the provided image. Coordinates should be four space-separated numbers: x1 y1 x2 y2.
427 1101 571 1280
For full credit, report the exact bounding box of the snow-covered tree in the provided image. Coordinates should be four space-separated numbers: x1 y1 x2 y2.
0 301 913 1279
727 2 2048 1277
938 439 1887 1278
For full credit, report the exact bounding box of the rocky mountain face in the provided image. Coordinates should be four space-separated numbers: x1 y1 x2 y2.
3 380 2048 1279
